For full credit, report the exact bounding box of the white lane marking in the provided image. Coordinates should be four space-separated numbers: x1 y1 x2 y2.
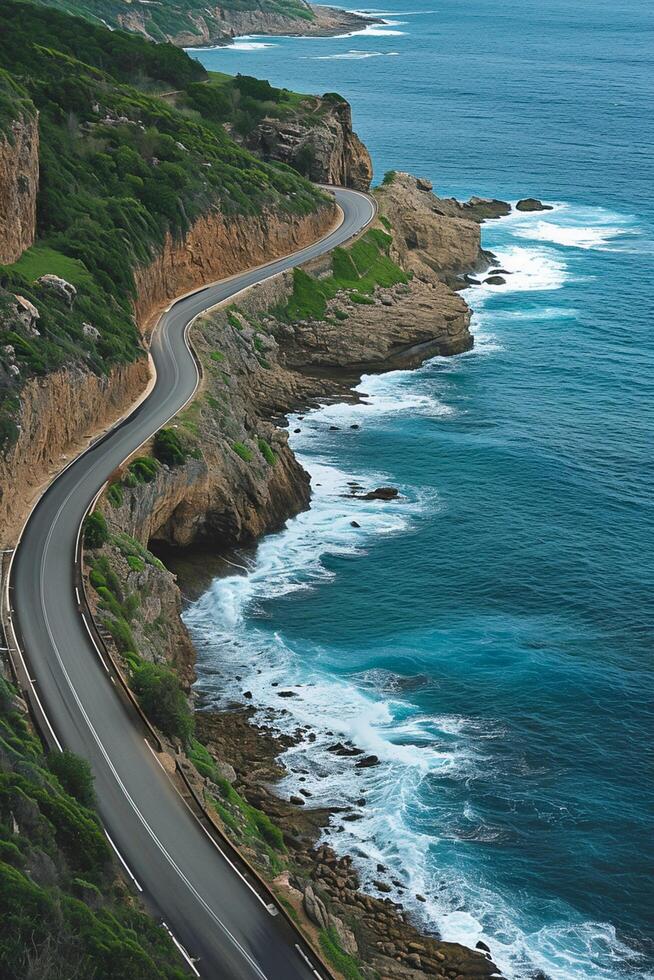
105 829 143 891
81 613 111 673
38 521 268 980
162 921 201 977
3 593 61 750
75 586 81 604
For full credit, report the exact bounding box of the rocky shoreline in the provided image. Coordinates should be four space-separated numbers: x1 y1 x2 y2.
80 172 522 978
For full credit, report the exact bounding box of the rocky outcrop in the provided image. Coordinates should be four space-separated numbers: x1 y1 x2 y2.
516 197 552 212
0 111 38 264
375 172 486 281
244 95 373 191
195 709 499 980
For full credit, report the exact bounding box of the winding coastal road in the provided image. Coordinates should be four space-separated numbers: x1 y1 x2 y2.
7 188 375 979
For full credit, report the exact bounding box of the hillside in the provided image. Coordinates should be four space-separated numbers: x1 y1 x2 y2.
0 0 341 536
20 0 375 47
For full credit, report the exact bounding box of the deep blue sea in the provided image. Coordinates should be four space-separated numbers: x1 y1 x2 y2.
185 4 654 977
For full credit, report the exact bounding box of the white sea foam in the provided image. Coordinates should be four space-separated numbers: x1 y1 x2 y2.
309 49 399 60
352 25 406 35
223 39 278 50
512 220 634 250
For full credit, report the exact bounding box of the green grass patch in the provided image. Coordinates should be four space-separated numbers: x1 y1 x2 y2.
210 350 225 362
107 482 124 508
232 441 254 463
278 229 406 322
8 245 94 288
319 927 366 980
257 437 276 465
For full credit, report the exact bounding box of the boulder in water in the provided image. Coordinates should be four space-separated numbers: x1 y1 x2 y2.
516 197 553 212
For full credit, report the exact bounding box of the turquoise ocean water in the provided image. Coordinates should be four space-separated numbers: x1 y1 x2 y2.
184 3 654 977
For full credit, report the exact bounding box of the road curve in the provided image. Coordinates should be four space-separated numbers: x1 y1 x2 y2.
8 188 375 979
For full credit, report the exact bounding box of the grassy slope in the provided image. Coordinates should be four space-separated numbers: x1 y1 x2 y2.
0 676 186 979
0 0 326 450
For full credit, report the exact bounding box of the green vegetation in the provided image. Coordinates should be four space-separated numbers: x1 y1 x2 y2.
113 530 165 570
24 0 314 46
47 749 96 808
83 510 108 548
153 427 187 466
185 71 315 140
8 243 94 286
319 927 366 980
257 437 276 465
382 169 397 185
125 455 160 484
187 739 286 864
107 481 124 508
0 677 186 978
279 228 407 322
0 66 35 137
0 0 325 447
132 663 193 744
210 350 225 362
232 441 254 462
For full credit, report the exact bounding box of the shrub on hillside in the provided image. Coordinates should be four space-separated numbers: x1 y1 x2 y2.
83 512 108 549
153 428 186 466
47 750 95 809
132 663 193 744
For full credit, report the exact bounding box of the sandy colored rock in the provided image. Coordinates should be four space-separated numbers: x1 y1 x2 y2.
245 94 373 190
0 112 38 264
375 172 484 280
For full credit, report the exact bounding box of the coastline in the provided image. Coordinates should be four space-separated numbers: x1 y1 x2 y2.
154 178 517 978
183 4 382 50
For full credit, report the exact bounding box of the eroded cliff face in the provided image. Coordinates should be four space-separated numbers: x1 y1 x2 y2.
0 198 336 545
244 96 373 191
133 200 337 330
0 359 150 546
0 112 38 265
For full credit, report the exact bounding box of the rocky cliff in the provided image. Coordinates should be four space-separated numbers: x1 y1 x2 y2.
0 111 38 265
244 94 373 191
104 177 481 553
133 199 336 330
0 199 336 545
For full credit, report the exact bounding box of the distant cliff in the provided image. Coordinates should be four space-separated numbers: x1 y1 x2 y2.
0 73 38 265
26 0 376 48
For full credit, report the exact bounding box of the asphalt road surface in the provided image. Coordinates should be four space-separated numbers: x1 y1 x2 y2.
9 187 375 979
